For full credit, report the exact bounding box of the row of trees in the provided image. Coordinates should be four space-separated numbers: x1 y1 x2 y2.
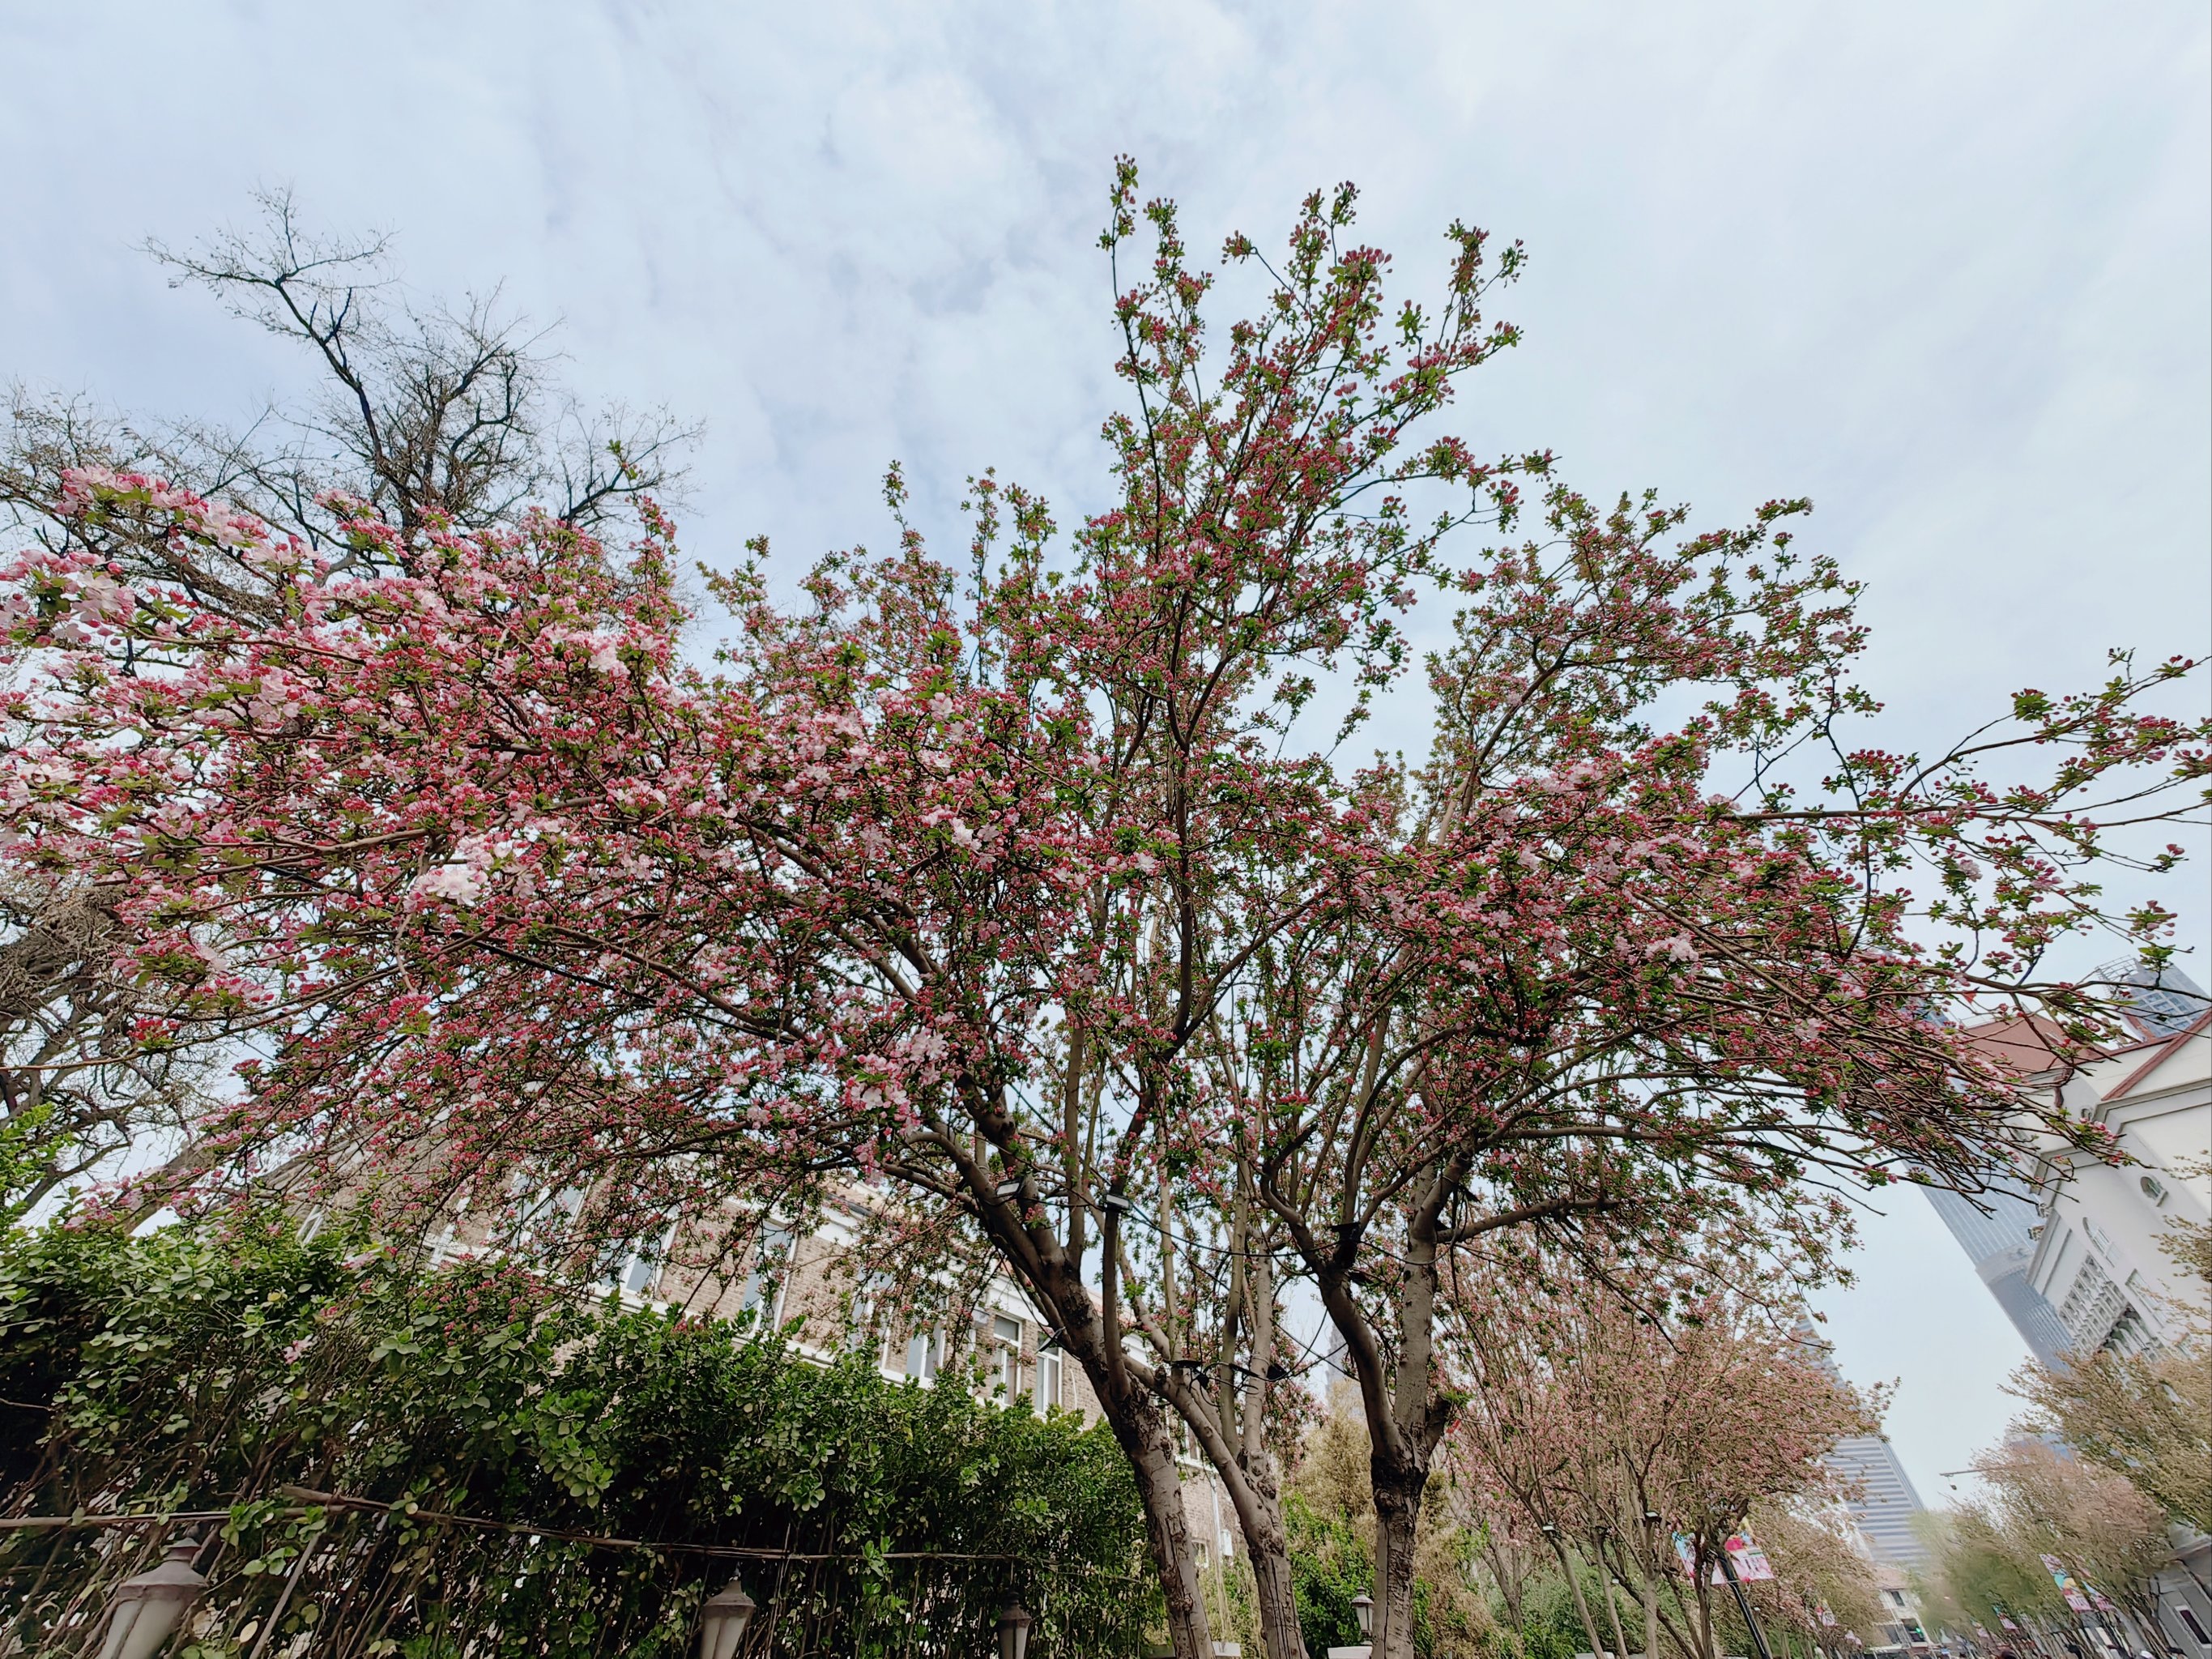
3 170 2206 1657
1198 1250 1896 1659
1921 1440 2177 1657
1920 1203 2210 1659
1448 1243 1884 1659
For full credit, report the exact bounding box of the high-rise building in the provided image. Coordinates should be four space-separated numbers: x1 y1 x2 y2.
1824 1432 1931 1572
1793 1318 1931 1572
1920 1183 2073 1366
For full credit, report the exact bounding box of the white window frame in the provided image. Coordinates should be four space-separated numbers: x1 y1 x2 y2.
739 1226 794 1327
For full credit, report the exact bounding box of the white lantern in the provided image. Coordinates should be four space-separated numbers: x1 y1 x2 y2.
998 1600 1033 1659
697 1569 757 1659
96 1535 207 1659
1353 1592 1374 1638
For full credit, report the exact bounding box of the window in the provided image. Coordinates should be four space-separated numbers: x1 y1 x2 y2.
607 1224 676 1299
905 1328 942 1383
2058 1256 2127 1350
739 1227 793 1326
2141 1173 2169 1205
992 1316 1022 1397
1035 1343 1062 1412
515 1183 584 1246
2176 1606 2208 1645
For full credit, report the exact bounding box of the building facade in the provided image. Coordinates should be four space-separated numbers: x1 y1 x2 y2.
2027 1004 2210 1358
1824 1431 1932 1575
1924 969 2209 1363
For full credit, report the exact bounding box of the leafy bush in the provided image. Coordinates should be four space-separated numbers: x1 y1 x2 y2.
0 1217 1153 1655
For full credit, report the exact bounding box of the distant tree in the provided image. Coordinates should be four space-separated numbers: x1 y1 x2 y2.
1445 1242 1878 1659
1732 1499 1886 1658
1972 1438 2173 1652
1920 1503 2069 1645
6 188 695 588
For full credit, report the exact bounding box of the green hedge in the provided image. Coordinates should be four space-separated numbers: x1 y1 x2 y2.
0 1217 1154 1656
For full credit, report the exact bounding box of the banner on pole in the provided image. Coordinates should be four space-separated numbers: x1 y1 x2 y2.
1677 1531 1777 1584
2039 1555 2094 1614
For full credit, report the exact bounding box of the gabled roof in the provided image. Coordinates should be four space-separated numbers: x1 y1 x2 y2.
2102 1005 2212 1102
1957 1013 2075 1076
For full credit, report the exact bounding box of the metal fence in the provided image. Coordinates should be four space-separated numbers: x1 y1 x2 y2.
0 1492 1158 1657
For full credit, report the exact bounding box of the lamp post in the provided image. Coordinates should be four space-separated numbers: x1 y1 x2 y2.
997 1600 1032 1659
95 1534 207 1659
697 1569 757 1659
1353 1593 1374 1639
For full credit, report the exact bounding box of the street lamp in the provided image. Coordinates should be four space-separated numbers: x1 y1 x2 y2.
1353 1593 1374 1639
697 1569 757 1659
95 1534 207 1659
998 1601 1033 1659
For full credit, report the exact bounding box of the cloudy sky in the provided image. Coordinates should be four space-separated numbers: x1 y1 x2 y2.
4 2 2206 1503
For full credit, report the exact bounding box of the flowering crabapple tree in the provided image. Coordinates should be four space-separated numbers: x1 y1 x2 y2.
0 190 694 1218
2 163 2208 1658
1173 457 2205 1656
0 164 1545 1658
1445 1237 1879 1659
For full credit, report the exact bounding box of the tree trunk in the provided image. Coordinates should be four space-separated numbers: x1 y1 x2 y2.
967 1155 1215 1659
1173 1194 1309 1659
1373 1456 1427 1659
1554 1540 1611 1659
1600 1550 1632 1659
1488 1537 1531 1656
1652 1591 1706 1659
1242 1497 1307 1659
1164 1379 1307 1659
1355 1171 1460 1659
1641 1563 1661 1659
1110 1399 1217 1659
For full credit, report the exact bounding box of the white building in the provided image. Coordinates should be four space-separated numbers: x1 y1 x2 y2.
2026 1004 2210 1355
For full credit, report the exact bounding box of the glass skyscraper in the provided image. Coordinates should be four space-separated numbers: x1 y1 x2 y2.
1793 1317 1931 1571
1920 1182 2074 1367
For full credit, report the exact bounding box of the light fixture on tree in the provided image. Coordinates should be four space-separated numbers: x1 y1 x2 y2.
95 1534 207 1659
697 1569 757 1659
1352 1593 1374 1638
995 1175 1023 1201
998 1600 1033 1659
